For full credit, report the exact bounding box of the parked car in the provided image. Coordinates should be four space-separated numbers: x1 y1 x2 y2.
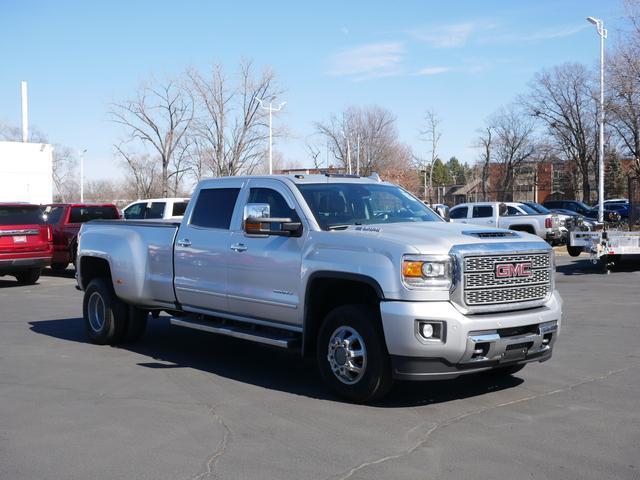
77 175 561 402
123 198 189 220
600 202 630 219
543 200 620 222
449 201 562 242
43 203 120 271
0 203 53 284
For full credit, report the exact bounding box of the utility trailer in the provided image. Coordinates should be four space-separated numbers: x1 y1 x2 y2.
570 229 640 272
567 176 640 272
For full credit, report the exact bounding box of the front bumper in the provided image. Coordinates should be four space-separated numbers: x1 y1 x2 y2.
380 291 562 380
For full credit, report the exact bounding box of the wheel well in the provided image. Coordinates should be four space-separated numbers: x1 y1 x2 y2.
510 224 535 234
303 276 382 356
79 257 112 289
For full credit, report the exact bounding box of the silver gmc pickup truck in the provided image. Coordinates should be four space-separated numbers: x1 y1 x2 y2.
77 174 562 402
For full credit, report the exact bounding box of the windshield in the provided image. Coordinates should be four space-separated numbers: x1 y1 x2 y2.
297 183 442 230
526 202 551 214
517 204 540 215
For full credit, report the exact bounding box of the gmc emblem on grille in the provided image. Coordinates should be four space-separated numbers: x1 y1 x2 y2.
495 262 532 278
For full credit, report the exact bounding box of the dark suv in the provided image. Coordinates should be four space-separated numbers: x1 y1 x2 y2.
543 200 619 222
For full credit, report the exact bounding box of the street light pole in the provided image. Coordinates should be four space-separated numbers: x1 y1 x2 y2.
255 97 286 175
587 16 607 223
79 148 87 202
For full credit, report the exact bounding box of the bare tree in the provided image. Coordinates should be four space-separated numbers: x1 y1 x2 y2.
524 63 597 201
417 110 442 203
187 60 284 177
476 127 493 201
115 146 160 199
111 79 194 196
51 145 79 202
489 105 537 201
315 105 400 176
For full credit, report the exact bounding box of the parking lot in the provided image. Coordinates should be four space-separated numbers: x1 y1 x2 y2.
0 255 638 480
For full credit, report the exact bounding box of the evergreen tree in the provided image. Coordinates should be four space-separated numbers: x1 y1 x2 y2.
604 154 626 199
446 156 467 184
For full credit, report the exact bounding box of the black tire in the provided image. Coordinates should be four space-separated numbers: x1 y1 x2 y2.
487 364 526 377
316 305 393 403
567 245 582 257
50 262 69 272
70 240 78 268
123 305 148 342
83 278 128 345
15 268 41 285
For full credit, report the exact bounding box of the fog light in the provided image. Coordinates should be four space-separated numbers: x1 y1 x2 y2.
421 323 434 338
417 321 444 341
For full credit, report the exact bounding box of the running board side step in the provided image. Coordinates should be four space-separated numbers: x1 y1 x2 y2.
169 316 301 349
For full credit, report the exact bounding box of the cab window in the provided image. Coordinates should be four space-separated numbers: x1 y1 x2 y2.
472 206 493 218
248 188 299 221
190 188 240 229
449 206 468 219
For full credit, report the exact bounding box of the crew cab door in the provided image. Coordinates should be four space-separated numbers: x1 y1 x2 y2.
174 180 244 313
468 205 496 226
226 179 306 326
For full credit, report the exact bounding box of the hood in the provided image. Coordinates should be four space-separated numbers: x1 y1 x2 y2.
341 222 546 254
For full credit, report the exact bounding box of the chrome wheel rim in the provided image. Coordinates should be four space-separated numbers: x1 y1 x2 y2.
88 291 106 332
327 326 367 385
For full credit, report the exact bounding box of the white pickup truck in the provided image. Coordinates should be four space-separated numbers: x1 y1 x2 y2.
76 175 562 402
449 202 562 243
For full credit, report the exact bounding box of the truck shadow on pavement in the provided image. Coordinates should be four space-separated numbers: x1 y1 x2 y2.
29 316 525 408
556 256 640 276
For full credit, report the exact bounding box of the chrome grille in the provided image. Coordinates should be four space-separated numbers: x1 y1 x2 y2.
465 253 550 272
463 252 552 308
465 284 550 305
465 268 550 288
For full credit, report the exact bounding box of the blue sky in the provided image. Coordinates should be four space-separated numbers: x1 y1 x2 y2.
0 0 627 181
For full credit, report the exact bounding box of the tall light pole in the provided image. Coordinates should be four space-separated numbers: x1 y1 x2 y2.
79 148 87 202
587 16 607 223
340 130 352 174
255 97 286 175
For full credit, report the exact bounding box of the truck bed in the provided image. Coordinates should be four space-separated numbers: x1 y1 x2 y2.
77 220 180 308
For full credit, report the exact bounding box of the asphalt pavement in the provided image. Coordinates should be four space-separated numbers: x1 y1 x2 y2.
0 256 639 480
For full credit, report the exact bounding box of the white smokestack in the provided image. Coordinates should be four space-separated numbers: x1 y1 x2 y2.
21 81 29 143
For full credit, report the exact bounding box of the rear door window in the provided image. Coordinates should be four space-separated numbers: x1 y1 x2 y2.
43 206 65 224
472 206 494 218
190 188 241 229
172 201 189 217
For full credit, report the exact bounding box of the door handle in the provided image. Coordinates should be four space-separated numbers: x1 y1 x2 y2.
177 238 191 247
230 243 247 252
488 220 494 224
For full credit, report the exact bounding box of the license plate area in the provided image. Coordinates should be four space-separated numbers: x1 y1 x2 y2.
13 236 27 243
502 342 533 362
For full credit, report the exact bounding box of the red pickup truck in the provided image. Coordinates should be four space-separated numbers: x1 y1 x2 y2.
44 203 120 271
0 203 53 284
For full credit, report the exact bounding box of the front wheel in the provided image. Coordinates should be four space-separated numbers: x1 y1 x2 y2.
83 278 128 345
316 305 393 403
567 245 582 257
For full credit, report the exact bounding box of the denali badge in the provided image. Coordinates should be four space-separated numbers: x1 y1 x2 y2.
495 262 532 278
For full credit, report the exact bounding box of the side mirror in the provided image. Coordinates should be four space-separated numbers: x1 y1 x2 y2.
243 203 303 237
435 205 450 222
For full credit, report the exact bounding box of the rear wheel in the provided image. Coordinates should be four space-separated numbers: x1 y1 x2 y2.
15 268 41 285
567 245 582 257
317 305 393 403
50 262 69 272
83 278 128 345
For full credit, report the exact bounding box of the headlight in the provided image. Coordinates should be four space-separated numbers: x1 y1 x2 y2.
402 254 453 290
